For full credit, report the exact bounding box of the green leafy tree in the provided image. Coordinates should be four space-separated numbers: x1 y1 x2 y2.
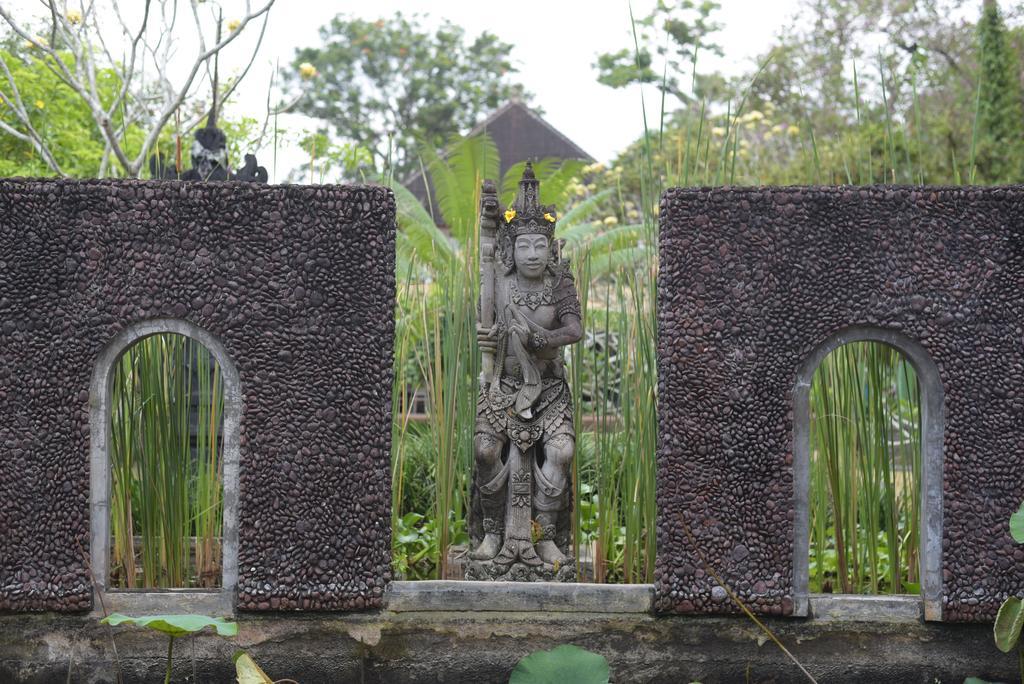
287 13 532 182
602 0 1024 192
0 48 140 177
594 0 723 104
976 0 1024 182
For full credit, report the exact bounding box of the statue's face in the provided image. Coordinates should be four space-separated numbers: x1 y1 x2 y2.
513 234 549 279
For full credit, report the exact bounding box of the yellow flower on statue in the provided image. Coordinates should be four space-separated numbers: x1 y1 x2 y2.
543 212 556 223
504 208 516 222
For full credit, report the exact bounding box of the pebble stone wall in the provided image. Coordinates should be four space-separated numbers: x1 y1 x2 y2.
655 185 1024 621
0 179 395 612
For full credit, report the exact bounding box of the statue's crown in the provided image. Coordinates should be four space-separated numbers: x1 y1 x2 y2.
502 162 557 240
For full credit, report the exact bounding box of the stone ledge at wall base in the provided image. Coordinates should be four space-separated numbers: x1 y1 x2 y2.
1 607 1015 683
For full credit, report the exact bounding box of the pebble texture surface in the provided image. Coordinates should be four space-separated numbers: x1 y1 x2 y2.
0 179 395 612
656 185 1023 621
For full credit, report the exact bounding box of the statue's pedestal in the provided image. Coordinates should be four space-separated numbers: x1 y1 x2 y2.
465 559 577 582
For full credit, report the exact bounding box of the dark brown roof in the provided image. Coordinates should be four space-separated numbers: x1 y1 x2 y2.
404 101 595 223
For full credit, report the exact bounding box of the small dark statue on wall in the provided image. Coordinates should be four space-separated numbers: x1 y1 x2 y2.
468 163 582 582
148 53 267 183
148 107 268 183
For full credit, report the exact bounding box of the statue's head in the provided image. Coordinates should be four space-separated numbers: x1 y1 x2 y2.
513 233 550 278
500 162 558 276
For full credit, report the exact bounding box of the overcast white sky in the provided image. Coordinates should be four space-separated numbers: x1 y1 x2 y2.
243 0 803 179
5 0 804 180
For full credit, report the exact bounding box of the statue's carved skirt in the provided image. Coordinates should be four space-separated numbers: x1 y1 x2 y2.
476 376 573 452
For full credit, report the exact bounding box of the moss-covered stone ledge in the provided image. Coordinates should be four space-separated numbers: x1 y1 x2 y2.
1 605 1014 683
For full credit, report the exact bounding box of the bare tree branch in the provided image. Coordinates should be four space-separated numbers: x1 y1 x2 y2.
0 0 276 177
216 8 270 117
127 0 275 175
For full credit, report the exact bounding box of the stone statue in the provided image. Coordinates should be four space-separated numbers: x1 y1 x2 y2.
148 29 267 184
467 163 582 582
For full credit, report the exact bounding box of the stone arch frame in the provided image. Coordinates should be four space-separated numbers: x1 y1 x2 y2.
89 318 242 603
791 326 944 620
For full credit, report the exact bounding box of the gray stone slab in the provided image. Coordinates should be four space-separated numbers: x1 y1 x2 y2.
808 594 923 623
385 580 654 613
96 590 233 617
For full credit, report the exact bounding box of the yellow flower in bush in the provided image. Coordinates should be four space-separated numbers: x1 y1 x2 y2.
298 62 318 80
504 208 516 222
711 126 725 137
787 124 801 137
66 9 82 25
603 215 618 226
771 124 785 134
34 99 44 109
764 131 774 141
227 19 241 32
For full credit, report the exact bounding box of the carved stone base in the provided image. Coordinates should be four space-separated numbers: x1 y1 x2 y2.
465 558 577 583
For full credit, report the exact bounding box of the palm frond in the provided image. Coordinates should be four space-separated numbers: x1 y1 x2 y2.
558 188 615 228
501 158 588 209
389 180 454 272
426 134 499 244
583 244 652 279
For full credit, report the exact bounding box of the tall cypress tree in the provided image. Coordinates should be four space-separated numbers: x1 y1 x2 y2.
977 0 1024 182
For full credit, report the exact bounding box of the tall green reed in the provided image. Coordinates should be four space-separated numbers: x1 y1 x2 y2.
808 342 921 595
390 238 478 580
417 239 478 579
109 334 224 589
566 245 657 584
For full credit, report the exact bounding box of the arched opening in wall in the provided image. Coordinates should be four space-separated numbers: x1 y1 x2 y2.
91 320 241 602
808 341 921 595
108 333 225 589
794 327 943 619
